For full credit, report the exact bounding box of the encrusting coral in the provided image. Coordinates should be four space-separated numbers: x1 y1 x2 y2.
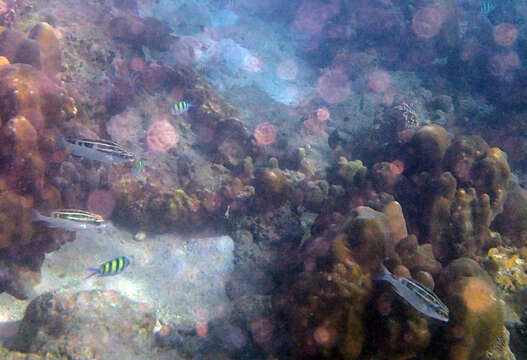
0 22 74 299
436 258 506 360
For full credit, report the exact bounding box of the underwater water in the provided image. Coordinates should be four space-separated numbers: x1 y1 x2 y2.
1 0 527 359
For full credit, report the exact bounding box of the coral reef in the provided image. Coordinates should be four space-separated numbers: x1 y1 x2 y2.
493 180 527 248
0 0 525 358
0 21 77 300
486 246 527 293
437 258 505 360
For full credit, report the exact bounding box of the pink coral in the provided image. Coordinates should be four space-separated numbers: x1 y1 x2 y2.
146 119 179 152
106 111 142 145
253 122 277 146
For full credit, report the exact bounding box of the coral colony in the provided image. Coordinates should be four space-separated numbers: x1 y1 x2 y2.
0 0 526 359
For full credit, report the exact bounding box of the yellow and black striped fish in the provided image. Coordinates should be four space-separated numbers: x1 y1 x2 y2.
170 101 193 116
86 256 130 279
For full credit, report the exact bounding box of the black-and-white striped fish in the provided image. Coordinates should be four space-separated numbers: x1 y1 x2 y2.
59 136 136 164
86 256 130 279
376 263 449 322
33 209 106 231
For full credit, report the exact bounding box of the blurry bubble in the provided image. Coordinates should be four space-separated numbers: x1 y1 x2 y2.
301 117 326 136
221 325 247 350
367 70 392 94
317 68 351 104
129 57 146 72
196 322 208 338
313 325 336 348
254 122 278 146
493 23 517 47
489 51 520 76
87 190 116 219
147 119 179 152
292 0 339 35
316 107 330 122
277 59 298 80
243 53 263 73
249 317 273 344
412 7 443 39
106 112 141 145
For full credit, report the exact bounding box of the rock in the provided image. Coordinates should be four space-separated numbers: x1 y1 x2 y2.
334 157 367 186
332 206 392 271
28 23 61 76
255 168 290 205
470 147 510 216
10 290 156 359
0 346 43 359
431 94 453 113
0 28 26 61
12 39 41 69
383 201 407 246
443 135 489 186
438 258 509 360
493 181 527 248
371 161 403 193
410 125 451 170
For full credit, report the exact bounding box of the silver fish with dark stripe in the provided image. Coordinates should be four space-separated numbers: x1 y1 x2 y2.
33 209 106 231
376 263 449 322
86 256 130 279
59 136 136 164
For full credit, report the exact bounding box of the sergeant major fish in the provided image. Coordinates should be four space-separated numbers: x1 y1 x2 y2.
480 1 496 14
86 256 130 279
33 209 106 231
130 159 145 178
376 263 449 322
59 136 135 164
170 101 193 116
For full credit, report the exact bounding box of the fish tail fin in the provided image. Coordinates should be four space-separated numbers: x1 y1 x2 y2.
374 262 392 281
57 134 68 149
32 209 43 222
84 268 100 280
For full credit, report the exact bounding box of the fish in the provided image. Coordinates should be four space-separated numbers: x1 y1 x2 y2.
33 209 106 231
86 256 130 279
130 159 145 178
170 101 193 116
59 136 136 164
480 1 496 14
376 263 449 322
